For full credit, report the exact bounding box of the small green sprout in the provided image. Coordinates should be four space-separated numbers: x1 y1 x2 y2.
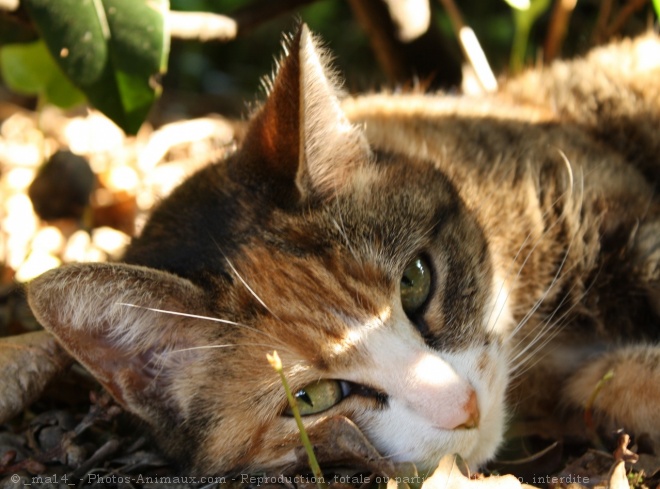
267 351 327 489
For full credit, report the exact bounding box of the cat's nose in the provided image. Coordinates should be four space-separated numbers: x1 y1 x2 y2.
453 389 480 429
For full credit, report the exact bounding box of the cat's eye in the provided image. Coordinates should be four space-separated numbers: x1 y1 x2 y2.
286 380 345 416
400 256 432 315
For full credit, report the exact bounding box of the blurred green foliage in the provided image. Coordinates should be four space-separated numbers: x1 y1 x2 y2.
0 0 168 134
164 0 655 118
0 0 657 125
1 40 85 108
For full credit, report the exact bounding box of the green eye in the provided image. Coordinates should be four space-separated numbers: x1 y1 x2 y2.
286 380 344 416
400 256 432 314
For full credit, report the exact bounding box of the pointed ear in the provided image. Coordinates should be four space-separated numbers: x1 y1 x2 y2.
240 24 371 202
27 263 212 421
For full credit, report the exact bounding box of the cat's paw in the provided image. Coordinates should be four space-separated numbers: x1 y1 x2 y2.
632 220 660 316
564 345 660 440
633 221 660 280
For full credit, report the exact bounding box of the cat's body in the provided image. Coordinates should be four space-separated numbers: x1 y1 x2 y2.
27 27 660 476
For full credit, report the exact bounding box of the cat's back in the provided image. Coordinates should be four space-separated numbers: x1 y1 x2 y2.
342 33 660 346
344 33 660 185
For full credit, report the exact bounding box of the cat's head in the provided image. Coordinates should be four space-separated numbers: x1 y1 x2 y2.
27 26 511 475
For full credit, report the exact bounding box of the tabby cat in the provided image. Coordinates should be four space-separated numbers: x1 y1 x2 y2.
27 25 660 476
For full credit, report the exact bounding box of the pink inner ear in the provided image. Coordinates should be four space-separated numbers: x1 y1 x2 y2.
236 25 371 203
295 26 371 197
27 262 211 415
238 28 302 195
37 304 185 411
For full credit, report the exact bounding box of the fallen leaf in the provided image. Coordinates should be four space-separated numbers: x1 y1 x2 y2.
423 454 524 489
291 415 396 477
608 461 629 489
614 434 639 464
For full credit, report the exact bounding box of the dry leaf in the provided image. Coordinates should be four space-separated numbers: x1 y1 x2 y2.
423 454 523 489
607 461 629 489
0 331 72 423
613 433 639 464
291 415 396 477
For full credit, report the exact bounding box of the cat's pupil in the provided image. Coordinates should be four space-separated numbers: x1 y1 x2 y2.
400 256 432 316
286 380 344 416
296 391 314 407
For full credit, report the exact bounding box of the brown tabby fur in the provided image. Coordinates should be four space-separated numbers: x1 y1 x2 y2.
27 26 660 476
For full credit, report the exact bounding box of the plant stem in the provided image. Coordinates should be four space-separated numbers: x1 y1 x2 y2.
267 351 326 489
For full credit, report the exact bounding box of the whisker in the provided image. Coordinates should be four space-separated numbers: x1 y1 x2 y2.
506 236 574 345
556 149 574 191
507 168 591 374
509 263 600 378
207 237 281 321
117 302 291 351
507 277 581 375
504 156 585 338
331 195 358 261
501 162 587 378
506 222 579 350
487 164 580 336
118 302 239 325
170 343 284 353
224 255 281 321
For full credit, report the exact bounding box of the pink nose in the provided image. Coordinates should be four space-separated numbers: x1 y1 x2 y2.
454 389 480 429
397 353 481 430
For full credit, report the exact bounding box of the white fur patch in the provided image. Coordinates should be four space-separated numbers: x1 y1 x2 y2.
336 306 508 470
484 272 514 336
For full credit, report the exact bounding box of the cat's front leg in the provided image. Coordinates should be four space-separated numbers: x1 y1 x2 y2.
563 344 660 445
562 218 660 445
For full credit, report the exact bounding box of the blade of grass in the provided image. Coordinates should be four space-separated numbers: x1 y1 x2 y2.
267 351 327 488
584 368 614 430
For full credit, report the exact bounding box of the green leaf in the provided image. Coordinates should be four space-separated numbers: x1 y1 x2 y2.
22 0 170 134
0 40 86 108
654 0 660 19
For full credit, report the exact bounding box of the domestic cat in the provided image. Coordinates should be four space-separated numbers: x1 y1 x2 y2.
27 25 660 476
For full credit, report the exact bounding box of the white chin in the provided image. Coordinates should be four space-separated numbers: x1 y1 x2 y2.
361 398 505 473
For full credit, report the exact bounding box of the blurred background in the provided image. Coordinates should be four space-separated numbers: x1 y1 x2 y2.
0 0 656 289
0 1 658 481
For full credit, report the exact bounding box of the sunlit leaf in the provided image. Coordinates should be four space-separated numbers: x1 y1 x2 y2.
21 0 170 134
0 40 86 108
502 0 530 10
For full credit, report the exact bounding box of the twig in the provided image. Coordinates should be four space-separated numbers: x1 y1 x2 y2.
605 0 649 39
0 0 19 11
168 11 237 42
544 0 577 63
347 0 405 82
232 0 318 36
382 0 430 42
592 0 614 45
348 0 462 89
436 0 498 92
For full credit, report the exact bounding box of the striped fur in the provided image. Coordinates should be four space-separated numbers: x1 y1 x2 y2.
28 27 660 475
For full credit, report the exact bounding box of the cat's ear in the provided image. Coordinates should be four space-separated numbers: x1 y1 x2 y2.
27 263 211 421
240 24 371 201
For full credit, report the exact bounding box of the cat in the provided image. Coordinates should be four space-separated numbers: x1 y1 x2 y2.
26 25 660 476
